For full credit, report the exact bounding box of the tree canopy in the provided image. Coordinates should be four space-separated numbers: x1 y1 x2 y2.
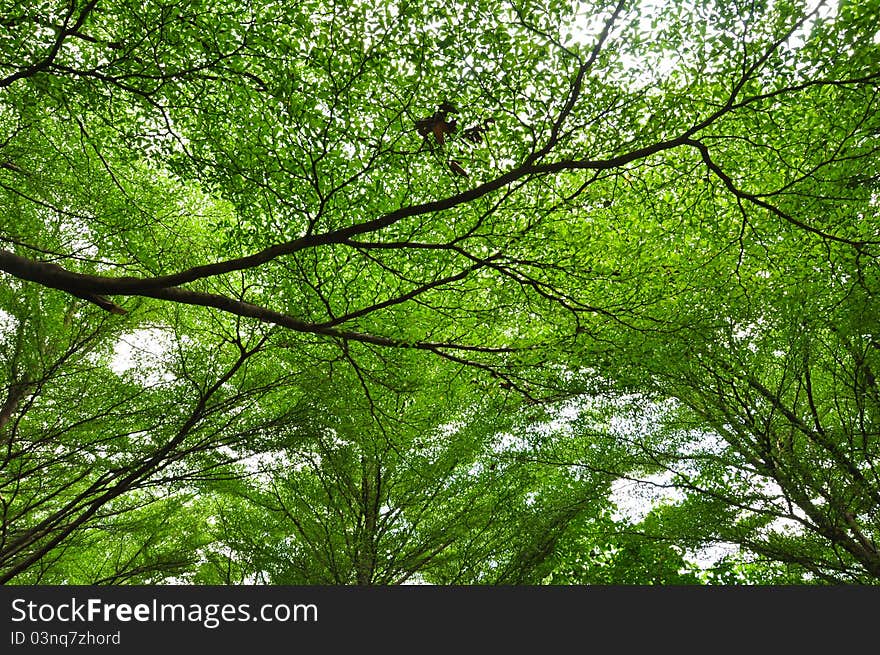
1 0 879 584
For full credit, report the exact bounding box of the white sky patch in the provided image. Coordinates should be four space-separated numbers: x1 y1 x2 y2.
0 309 17 340
110 328 176 385
494 431 530 452
801 0 840 36
684 542 741 571
435 420 464 438
239 449 297 480
57 215 99 259
542 399 582 434
609 471 684 523
593 0 840 92
748 476 809 537
764 514 806 537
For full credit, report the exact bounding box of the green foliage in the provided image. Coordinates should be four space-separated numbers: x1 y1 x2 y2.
1 0 879 584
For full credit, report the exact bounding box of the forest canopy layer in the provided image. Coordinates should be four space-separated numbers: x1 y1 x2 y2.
1 0 879 584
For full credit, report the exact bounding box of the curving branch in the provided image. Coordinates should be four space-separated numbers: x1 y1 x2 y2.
685 138 875 246
0 0 99 89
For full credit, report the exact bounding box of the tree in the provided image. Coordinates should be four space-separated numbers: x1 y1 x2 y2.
1 0 879 583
